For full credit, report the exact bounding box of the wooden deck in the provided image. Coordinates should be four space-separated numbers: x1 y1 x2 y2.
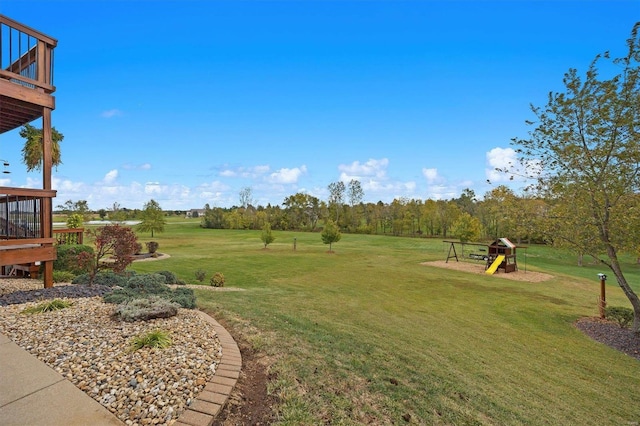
0 15 58 287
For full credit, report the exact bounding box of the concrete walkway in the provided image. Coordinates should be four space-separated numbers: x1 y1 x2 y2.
0 311 241 426
0 332 123 425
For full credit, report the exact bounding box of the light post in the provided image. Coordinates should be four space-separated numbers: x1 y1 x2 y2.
597 273 607 319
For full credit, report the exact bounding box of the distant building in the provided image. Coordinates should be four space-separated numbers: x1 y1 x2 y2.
186 209 206 218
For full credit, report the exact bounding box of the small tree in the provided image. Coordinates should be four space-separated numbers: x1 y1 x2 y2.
78 224 139 284
451 212 483 257
66 213 83 229
261 222 275 248
137 199 166 237
321 219 342 252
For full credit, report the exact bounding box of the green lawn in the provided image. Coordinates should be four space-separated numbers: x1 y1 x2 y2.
130 221 640 425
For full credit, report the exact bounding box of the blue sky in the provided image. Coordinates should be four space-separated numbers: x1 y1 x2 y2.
0 1 638 210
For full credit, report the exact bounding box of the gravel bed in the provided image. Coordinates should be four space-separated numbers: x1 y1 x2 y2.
0 279 222 426
0 281 112 306
575 317 640 361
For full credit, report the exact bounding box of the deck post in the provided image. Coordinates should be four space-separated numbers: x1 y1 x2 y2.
41 108 54 288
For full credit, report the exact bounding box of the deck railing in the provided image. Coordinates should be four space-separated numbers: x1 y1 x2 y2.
54 228 84 245
0 14 56 93
0 186 55 246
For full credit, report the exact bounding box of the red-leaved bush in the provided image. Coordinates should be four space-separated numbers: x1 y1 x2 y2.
79 224 139 283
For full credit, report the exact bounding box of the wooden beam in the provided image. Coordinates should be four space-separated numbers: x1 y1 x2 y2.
0 238 56 247
6 44 37 74
0 69 56 93
0 246 55 265
0 187 56 197
0 78 54 108
0 15 58 47
41 107 54 289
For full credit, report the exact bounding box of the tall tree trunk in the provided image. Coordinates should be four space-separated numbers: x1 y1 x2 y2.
606 246 640 334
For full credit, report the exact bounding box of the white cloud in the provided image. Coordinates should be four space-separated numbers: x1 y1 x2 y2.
53 177 85 192
425 184 462 200
101 109 123 118
485 147 540 183
422 168 440 184
103 169 119 184
219 165 270 178
268 165 307 184
144 182 162 194
338 158 388 180
253 165 270 174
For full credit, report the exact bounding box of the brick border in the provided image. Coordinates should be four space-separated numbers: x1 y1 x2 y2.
173 311 241 426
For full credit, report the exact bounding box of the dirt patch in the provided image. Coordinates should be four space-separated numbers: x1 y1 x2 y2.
212 318 278 426
422 260 554 283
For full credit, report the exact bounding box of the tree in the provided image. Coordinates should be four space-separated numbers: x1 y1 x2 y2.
201 204 226 229
78 224 139 283
19 123 63 172
451 212 483 257
57 199 91 222
110 202 127 222
451 212 483 243
328 181 346 223
66 213 83 229
453 188 477 216
347 179 364 229
321 219 342 252
239 187 254 208
137 199 166 237
261 222 275 248
509 23 640 333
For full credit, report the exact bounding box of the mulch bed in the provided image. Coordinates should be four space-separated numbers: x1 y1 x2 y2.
575 317 640 361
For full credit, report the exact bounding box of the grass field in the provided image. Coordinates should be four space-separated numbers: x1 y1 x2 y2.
128 219 640 425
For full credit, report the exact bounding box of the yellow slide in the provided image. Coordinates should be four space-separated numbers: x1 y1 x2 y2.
485 255 505 275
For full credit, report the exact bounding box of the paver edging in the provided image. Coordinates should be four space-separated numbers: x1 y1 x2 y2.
175 310 241 426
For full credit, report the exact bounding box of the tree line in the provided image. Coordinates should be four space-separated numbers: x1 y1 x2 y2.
198 184 547 244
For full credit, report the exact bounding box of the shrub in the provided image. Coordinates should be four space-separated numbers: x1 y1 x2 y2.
606 306 634 328
171 287 197 309
146 241 159 254
54 244 94 274
73 271 128 287
134 243 143 255
53 271 75 283
195 269 207 282
126 274 169 294
130 329 172 351
21 299 72 315
210 272 225 287
103 273 196 308
66 213 84 229
156 270 178 284
103 288 137 305
114 296 179 322
89 224 139 275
